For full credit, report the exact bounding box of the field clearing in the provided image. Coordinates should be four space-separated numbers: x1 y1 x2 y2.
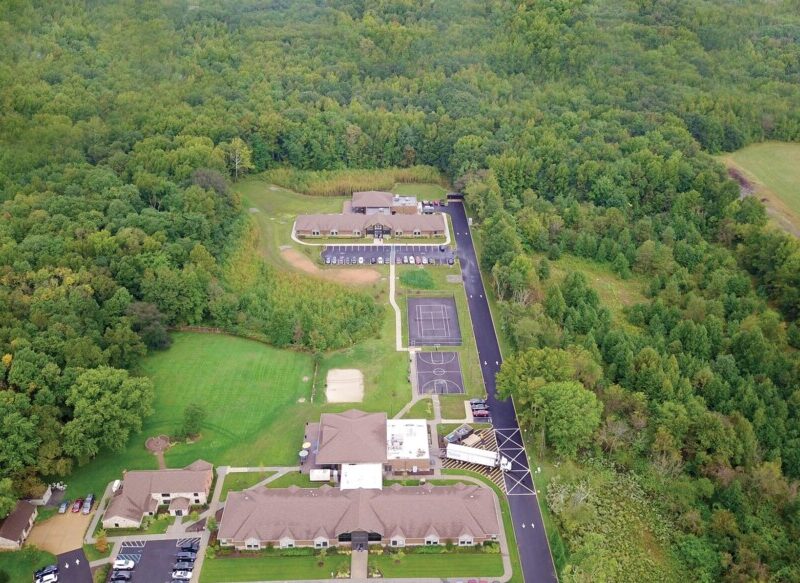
719 142 800 236
527 252 648 327
63 333 316 496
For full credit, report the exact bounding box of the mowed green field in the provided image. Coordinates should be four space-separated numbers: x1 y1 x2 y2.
722 141 800 215
372 552 504 578
64 333 316 496
200 553 350 582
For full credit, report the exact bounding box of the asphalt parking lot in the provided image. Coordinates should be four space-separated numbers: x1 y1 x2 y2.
321 244 456 266
113 538 199 583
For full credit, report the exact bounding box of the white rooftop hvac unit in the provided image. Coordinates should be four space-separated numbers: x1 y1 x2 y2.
445 443 500 468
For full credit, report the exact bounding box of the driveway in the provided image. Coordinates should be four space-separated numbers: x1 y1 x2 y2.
28 511 94 554
56 548 92 583
445 201 558 583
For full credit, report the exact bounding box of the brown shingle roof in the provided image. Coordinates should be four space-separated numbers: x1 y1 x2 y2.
169 497 191 512
105 460 213 523
0 501 35 543
316 410 387 465
352 191 394 208
295 213 445 234
219 484 499 543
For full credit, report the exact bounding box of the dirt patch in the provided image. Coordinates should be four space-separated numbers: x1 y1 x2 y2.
326 368 365 403
280 248 381 285
27 511 94 555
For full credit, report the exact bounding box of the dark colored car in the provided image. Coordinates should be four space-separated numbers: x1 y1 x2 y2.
174 551 197 561
174 562 194 571
109 571 132 581
34 564 58 578
71 498 83 512
180 541 199 552
448 257 455 265
470 398 486 405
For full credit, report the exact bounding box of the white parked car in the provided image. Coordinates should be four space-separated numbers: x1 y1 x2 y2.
358 256 364 265
403 256 409 264
408 256 415 264
172 571 192 581
377 257 384 265
113 559 135 570
422 256 429 265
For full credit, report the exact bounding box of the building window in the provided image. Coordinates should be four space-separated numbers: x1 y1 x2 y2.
354 230 361 236
413 229 421 236
491 534 497 541
425 538 438 546
194 498 200 504
193 492 199 496
330 230 338 236
315 540 328 549
312 229 320 236
390 539 405 547
458 538 473 546
396 230 403 236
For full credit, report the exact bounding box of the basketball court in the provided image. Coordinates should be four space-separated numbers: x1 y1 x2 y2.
415 351 464 394
407 296 462 346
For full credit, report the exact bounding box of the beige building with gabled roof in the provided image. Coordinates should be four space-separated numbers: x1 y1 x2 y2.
218 483 500 550
102 460 213 529
0 501 37 550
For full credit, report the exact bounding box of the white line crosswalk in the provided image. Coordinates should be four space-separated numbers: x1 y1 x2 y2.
495 428 536 496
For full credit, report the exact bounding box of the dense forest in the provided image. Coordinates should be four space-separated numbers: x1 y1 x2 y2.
1 0 800 580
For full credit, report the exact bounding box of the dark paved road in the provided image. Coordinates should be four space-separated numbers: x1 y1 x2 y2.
56 548 92 583
445 200 558 583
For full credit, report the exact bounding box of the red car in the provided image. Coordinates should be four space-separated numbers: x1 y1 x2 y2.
473 410 490 418
71 498 84 513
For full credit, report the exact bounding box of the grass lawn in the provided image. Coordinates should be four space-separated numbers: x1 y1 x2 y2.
103 513 175 537
200 553 349 582
439 396 470 420
392 182 448 200
63 332 316 497
402 398 434 420
0 548 56 583
221 471 277 501
372 552 503 578
265 472 321 489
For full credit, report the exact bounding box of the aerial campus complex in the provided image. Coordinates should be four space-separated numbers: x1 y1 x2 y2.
9 189 554 583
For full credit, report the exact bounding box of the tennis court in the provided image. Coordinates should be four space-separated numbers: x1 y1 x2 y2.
407 296 462 346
